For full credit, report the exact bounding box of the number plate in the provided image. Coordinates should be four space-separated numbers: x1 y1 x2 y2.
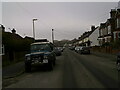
43 59 48 63
34 60 39 63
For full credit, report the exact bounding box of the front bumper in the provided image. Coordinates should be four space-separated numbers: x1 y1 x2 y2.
31 59 48 64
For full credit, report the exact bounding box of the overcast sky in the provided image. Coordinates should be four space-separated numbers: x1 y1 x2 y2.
2 2 119 41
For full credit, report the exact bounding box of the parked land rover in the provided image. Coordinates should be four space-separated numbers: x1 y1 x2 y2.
25 42 56 72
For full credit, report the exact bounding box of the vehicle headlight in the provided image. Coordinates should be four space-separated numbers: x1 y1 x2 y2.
44 55 48 59
26 56 31 60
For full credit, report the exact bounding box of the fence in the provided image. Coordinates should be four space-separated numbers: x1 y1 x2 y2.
91 46 120 55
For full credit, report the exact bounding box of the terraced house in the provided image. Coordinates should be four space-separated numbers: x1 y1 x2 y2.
76 2 120 48
98 8 120 46
113 9 120 41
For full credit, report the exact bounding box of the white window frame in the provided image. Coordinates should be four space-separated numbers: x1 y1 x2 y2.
101 29 103 36
113 32 116 41
108 25 111 34
117 17 120 28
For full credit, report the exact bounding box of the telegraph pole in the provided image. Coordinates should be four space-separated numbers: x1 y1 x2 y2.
52 29 54 44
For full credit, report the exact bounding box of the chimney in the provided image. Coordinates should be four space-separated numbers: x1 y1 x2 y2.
91 25 95 31
12 28 16 34
0 25 5 32
110 9 116 18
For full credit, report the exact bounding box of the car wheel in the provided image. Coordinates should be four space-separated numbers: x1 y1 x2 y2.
25 63 31 72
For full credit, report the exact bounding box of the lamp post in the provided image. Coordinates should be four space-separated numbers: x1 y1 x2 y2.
33 18 38 40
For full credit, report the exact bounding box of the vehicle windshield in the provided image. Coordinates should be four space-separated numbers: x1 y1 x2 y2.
31 44 52 53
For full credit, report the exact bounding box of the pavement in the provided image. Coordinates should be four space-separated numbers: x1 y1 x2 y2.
3 61 25 79
91 51 117 62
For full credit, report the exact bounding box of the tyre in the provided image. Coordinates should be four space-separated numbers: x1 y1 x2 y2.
25 63 31 72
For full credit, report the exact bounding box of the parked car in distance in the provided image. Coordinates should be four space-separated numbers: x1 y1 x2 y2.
54 47 62 56
79 46 90 54
25 42 56 72
69 46 75 50
57 47 64 52
75 46 82 53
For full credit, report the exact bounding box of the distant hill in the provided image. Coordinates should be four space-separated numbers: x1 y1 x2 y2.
54 39 70 47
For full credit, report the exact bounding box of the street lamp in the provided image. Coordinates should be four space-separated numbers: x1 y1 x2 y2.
52 29 54 44
33 18 38 40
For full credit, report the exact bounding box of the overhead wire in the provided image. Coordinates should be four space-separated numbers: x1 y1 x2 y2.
15 2 53 29
15 2 51 38
15 2 33 18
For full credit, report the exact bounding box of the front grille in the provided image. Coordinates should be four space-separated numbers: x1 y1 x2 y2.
31 54 43 62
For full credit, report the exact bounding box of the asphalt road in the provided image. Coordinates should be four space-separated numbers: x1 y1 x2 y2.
3 48 120 88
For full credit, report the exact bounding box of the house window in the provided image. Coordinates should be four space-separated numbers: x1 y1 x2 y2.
101 29 103 36
117 17 120 28
105 27 108 35
108 38 110 42
0 44 5 55
108 25 111 34
105 37 107 42
99 29 102 36
113 32 116 41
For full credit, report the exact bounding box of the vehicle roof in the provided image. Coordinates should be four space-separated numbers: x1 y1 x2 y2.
31 42 52 45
